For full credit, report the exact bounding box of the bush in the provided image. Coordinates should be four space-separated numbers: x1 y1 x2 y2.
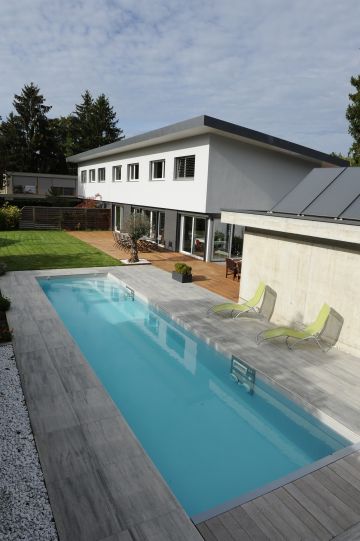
174 263 192 275
0 296 11 311
0 203 21 230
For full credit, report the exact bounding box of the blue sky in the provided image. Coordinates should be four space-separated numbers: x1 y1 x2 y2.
0 0 359 154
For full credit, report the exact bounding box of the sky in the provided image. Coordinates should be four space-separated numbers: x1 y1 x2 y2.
0 0 359 155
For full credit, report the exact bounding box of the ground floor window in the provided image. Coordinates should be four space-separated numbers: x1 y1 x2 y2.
180 214 206 259
130 207 165 245
211 219 244 261
114 205 124 231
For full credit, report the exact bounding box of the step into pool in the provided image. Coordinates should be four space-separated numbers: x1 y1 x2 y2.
38 274 350 519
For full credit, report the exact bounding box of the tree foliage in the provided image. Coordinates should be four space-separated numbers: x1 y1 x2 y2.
346 75 360 165
0 83 124 176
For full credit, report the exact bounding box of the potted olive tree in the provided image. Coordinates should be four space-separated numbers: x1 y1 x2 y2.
172 263 192 283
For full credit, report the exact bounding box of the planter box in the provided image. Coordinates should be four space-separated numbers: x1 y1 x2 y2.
172 271 192 283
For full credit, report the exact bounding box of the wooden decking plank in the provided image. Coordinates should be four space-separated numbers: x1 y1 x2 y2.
286 475 357 535
329 459 360 492
201 516 237 541
332 521 360 540
218 512 252 541
229 507 270 540
275 487 331 541
343 452 360 474
313 467 360 515
196 522 218 541
251 492 302 540
242 499 286 540
262 489 326 540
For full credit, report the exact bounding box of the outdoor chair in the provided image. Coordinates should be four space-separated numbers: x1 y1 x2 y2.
113 230 132 250
256 303 344 352
208 281 270 318
226 257 241 280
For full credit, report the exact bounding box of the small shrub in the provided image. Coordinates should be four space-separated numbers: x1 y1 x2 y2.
0 262 7 276
0 295 11 311
174 263 192 275
0 203 21 230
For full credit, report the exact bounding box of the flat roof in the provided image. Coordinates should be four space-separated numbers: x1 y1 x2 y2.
66 115 348 167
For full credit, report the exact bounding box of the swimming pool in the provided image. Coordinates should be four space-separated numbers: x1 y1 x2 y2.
39 274 350 519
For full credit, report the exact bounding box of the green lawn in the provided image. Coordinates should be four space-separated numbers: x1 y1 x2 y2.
0 230 121 271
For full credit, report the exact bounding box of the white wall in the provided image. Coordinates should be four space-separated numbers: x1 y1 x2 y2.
206 135 319 214
77 135 210 213
240 229 360 356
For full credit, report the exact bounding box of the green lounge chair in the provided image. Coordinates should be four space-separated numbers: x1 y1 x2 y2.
209 281 269 318
256 303 344 352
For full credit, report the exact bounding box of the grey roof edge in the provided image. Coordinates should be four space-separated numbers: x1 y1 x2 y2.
221 208 360 226
66 114 349 166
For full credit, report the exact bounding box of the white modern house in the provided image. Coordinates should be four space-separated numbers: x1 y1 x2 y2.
67 115 346 262
222 167 360 356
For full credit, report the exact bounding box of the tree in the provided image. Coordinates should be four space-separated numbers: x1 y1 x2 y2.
0 83 64 173
123 214 150 263
346 75 360 165
71 90 124 154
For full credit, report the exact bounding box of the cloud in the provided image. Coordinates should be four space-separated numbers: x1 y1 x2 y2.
0 0 359 153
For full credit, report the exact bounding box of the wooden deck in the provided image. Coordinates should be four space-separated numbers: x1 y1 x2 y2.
67 230 240 302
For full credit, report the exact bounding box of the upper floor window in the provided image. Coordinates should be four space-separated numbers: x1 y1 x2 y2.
112 165 122 182
128 163 139 181
98 168 106 182
150 160 165 180
80 170 87 183
89 169 96 182
174 155 195 179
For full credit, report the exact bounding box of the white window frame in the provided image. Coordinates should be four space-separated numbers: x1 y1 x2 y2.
80 170 87 183
98 168 106 182
174 155 195 180
127 163 139 181
112 165 122 182
150 159 165 181
89 169 96 182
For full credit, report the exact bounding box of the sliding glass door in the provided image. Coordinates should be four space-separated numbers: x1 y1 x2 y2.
180 215 206 259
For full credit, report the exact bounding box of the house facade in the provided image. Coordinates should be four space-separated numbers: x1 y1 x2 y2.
222 167 360 356
67 115 346 262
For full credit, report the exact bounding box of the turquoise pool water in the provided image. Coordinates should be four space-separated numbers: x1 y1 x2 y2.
39 274 349 518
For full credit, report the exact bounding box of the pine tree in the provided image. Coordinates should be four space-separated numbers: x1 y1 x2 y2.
71 90 124 153
346 75 360 165
0 83 63 173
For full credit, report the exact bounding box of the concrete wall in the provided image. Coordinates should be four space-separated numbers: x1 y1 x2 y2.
77 135 210 213
240 229 360 356
206 135 318 214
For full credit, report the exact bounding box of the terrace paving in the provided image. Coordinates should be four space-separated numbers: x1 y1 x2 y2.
2 264 360 540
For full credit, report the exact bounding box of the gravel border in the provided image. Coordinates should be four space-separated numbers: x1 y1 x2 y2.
0 343 58 541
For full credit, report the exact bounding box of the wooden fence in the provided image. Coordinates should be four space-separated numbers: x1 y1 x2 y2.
20 206 111 230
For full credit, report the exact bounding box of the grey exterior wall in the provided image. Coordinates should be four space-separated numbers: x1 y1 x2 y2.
206 134 321 214
240 228 360 356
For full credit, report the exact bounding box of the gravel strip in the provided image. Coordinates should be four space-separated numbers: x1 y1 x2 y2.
0 344 58 541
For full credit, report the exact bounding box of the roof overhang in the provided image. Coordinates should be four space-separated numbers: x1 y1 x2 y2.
221 210 360 246
66 115 348 167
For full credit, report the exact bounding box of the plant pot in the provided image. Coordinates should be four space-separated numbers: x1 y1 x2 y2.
172 271 192 283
